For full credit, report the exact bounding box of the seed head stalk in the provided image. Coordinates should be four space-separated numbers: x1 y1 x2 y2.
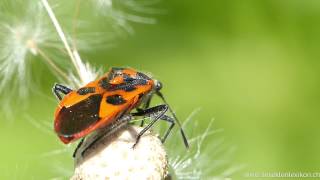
41 0 84 84
72 0 82 49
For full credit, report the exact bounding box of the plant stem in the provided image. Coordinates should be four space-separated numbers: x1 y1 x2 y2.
41 0 83 82
72 0 82 49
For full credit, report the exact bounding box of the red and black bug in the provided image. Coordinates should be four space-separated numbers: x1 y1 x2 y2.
53 67 189 156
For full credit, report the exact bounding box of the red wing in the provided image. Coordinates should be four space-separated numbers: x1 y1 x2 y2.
54 94 103 138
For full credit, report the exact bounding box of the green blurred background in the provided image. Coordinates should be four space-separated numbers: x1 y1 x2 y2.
1 0 320 179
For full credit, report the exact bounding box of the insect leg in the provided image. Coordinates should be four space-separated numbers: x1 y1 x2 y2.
79 115 132 157
134 108 175 144
158 115 175 143
156 91 189 149
131 104 168 148
52 83 72 100
140 95 153 127
73 137 85 158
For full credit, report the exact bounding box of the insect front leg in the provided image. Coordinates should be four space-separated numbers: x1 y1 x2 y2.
52 83 73 100
156 91 189 149
139 95 153 127
131 104 169 148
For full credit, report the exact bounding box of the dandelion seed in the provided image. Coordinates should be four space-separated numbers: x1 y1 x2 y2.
0 1 61 96
42 0 101 87
167 112 242 180
0 3 42 95
91 0 158 34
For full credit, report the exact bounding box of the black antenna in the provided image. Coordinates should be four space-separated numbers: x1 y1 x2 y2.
156 91 189 149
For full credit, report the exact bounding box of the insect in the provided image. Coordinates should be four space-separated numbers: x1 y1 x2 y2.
53 67 189 156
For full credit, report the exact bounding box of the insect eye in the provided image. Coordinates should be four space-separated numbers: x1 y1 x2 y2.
155 80 162 91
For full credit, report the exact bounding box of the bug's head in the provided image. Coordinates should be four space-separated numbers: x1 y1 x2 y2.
153 79 163 92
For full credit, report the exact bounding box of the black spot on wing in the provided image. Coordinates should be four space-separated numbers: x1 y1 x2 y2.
56 94 102 136
77 87 95 95
106 94 127 105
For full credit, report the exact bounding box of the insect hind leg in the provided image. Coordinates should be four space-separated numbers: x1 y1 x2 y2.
73 137 85 158
78 115 132 158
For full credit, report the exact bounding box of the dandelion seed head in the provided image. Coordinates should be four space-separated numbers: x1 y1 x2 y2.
72 126 168 180
0 1 56 96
